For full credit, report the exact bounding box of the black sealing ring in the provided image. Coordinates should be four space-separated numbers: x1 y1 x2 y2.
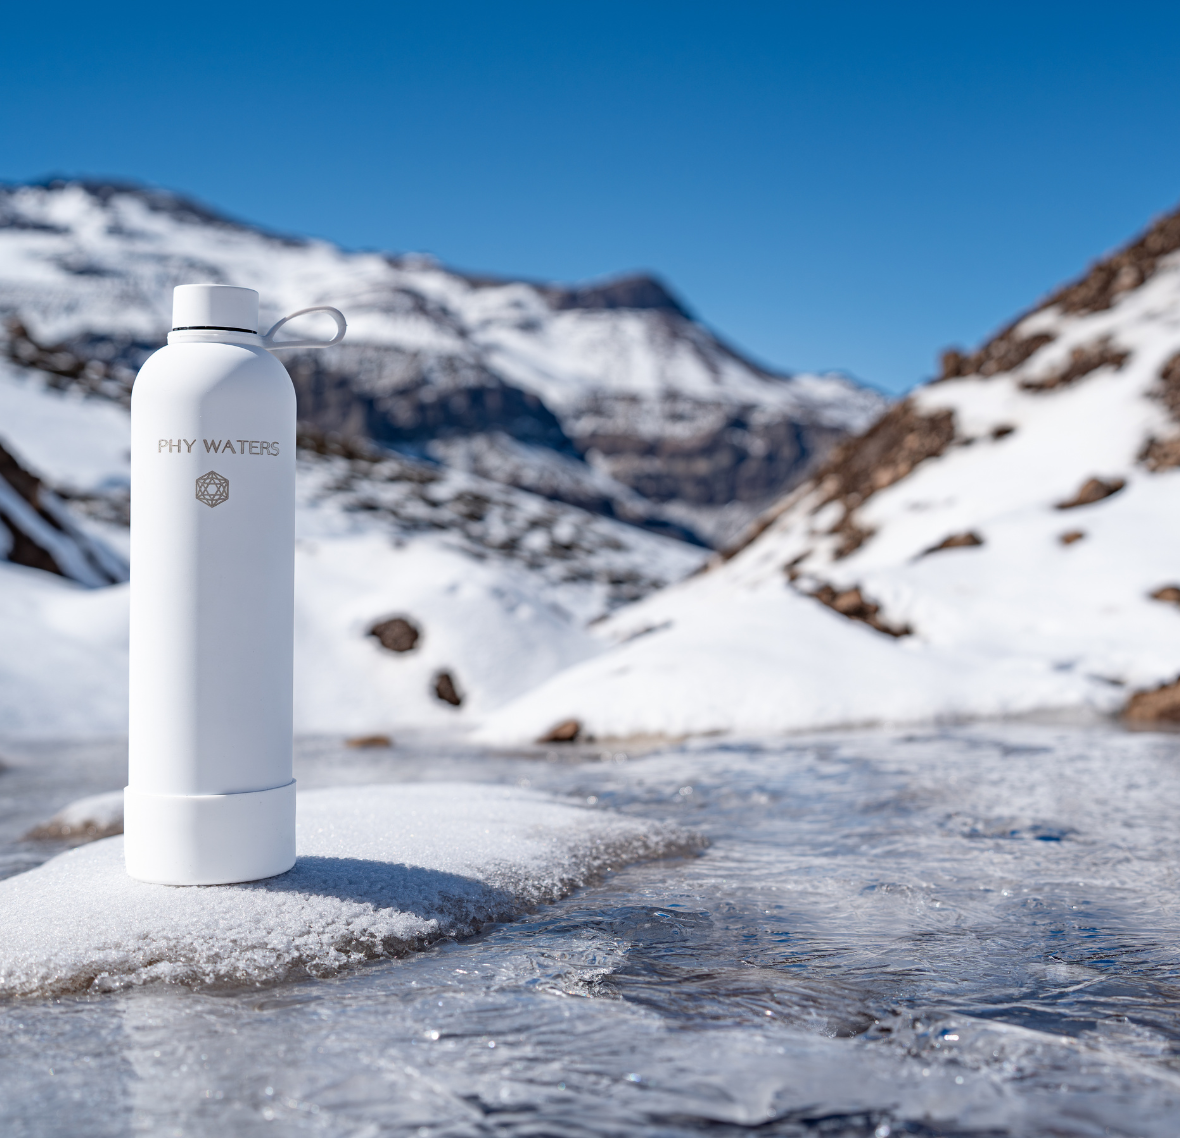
172 325 258 334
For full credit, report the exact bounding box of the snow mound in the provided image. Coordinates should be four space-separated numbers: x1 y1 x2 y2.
0 359 705 737
0 562 130 737
0 784 700 998
477 205 1180 742
473 569 1102 744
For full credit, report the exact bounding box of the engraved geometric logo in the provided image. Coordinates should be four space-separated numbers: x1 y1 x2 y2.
195 470 230 508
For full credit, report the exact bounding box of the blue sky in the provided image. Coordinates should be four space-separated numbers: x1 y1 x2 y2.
4 2 1180 393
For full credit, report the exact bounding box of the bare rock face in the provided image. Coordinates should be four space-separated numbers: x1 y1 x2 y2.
369 617 421 653
1141 436 1180 471
1150 585 1180 605
0 439 62 577
433 671 462 707
1123 678 1180 725
807 402 957 559
937 202 1180 387
808 584 911 638
345 734 394 749
922 532 983 555
1055 477 1126 510
1059 530 1086 546
940 333 1056 382
724 400 957 564
300 438 705 613
1157 351 1180 418
1047 209 1180 315
538 719 581 743
0 439 126 586
4 318 141 407
23 791 125 845
23 817 124 843
939 205 1180 387
1139 352 1180 471
1018 338 1130 392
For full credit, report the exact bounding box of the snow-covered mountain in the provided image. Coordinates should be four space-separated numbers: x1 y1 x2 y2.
0 353 705 737
0 179 884 547
0 177 888 738
477 204 1180 742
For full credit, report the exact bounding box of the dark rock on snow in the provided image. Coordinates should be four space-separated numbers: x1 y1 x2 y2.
369 617 421 653
433 671 462 707
1055 477 1126 510
538 719 581 743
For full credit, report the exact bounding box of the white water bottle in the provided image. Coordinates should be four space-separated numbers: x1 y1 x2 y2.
124 284 345 885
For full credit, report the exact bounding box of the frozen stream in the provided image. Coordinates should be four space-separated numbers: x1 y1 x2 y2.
2 724 1180 1136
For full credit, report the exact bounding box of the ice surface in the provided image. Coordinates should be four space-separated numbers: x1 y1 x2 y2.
3 726 1180 1136
0 783 699 998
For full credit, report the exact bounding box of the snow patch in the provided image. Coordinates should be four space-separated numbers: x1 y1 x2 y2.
0 784 701 998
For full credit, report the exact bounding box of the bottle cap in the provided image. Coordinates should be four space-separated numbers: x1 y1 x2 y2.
172 284 259 333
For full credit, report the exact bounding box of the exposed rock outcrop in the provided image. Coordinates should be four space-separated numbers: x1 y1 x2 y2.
538 719 581 743
1139 352 1180 471
805 402 957 560
434 671 462 707
345 734 394 749
369 617 421 653
1055 477 1126 510
1047 209 1180 315
808 583 911 638
922 532 983 556
23 791 125 845
1123 677 1180 725
0 439 126 585
5 318 144 407
1019 338 1130 392
939 203 1180 385
939 333 1056 381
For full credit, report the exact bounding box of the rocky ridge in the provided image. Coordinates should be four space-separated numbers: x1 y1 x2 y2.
473 200 1180 742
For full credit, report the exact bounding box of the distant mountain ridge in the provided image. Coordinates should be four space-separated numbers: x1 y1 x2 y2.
0 178 885 547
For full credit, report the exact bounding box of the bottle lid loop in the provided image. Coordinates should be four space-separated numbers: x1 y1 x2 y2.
262 307 347 352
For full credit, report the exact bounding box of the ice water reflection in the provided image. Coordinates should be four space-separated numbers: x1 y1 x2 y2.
2 724 1180 1135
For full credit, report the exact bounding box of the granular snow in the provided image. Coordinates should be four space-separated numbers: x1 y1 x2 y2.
0 783 700 998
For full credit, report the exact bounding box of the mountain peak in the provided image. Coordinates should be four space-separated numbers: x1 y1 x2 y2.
542 274 694 319
0 177 307 246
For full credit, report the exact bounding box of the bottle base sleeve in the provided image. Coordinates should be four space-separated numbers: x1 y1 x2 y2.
124 781 296 885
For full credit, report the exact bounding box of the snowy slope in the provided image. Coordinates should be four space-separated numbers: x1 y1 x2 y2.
476 206 1180 742
0 179 885 546
0 359 704 737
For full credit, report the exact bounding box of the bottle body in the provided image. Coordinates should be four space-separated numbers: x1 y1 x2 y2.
125 337 296 884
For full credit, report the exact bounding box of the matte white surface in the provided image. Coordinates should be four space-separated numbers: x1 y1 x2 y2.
127 320 296 882
123 782 296 885
171 283 259 332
